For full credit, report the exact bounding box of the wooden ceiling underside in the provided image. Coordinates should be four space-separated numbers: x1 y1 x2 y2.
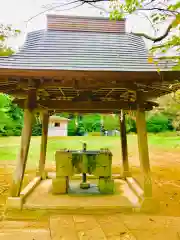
0 75 179 112
0 77 179 100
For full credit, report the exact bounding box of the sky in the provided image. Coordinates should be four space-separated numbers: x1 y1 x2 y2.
0 0 168 49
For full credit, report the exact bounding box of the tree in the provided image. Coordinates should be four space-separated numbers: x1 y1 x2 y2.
83 114 101 132
103 114 119 131
0 24 20 56
44 0 178 69
155 90 180 130
86 0 180 69
146 112 170 132
0 94 24 136
0 94 12 134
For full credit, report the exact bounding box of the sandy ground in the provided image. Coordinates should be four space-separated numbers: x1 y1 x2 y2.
1 147 180 216
1 145 180 239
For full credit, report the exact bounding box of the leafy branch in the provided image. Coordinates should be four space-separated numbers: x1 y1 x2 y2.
133 22 173 43
0 24 20 56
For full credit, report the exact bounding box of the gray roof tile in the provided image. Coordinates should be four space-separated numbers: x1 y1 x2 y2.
0 29 174 71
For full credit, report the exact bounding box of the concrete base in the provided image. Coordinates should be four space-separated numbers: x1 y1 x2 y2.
6 177 41 211
140 197 160 213
41 171 48 180
6 197 23 210
20 177 41 199
36 171 48 180
126 177 144 200
122 171 132 178
98 178 115 194
4 179 141 220
80 182 90 189
52 177 68 194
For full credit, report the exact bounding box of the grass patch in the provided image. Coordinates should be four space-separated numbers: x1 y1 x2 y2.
148 134 180 149
1 134 180 216
0 134 180 164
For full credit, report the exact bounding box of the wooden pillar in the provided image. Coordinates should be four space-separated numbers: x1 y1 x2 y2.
10 90 36 197
38 111 49 179
136 107 152 198
119 110 131 177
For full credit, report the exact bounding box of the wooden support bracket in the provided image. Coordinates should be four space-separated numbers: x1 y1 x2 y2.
10 89 37 197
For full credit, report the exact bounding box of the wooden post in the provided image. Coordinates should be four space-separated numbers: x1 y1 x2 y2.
10 90 36 197
136 107 152 198
38 111 49 179
119 110 131 177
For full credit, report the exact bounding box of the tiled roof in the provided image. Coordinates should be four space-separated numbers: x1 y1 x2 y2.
47 14 125 33
0 16 174 72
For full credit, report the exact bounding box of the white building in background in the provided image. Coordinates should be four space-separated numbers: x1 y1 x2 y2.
48 116 69 137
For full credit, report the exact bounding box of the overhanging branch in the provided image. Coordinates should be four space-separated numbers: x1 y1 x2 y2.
132 22 172 42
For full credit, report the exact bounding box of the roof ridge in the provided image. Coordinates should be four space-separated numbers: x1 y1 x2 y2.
46 14 125 21
47 14 125 33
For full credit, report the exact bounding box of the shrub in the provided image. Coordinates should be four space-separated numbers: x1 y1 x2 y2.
32 122 42 136
146 113 169 133
126 115 136 133
75 121 86 136
68 118 76 136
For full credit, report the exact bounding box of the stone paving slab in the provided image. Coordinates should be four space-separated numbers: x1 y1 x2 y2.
96 215 136 239
1 214 180 239
120 214 180 231
131 230 180 240
73 215 106 239
120 214 180 240
0 229 51 240
50 215 137 239
0 220 49 229
50 215 79 239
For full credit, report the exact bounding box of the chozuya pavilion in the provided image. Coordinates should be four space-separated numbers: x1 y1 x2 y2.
0 14 179 216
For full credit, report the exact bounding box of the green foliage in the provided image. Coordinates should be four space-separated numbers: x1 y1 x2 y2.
126 114 136 133
76 121 86 136
0 47 14 56
83 114 101 132
156 92 180 131
110 0 180 69
0 94 178 136
31 115 42 136
0 94 12 134
146 113 170 133
68 114 101 136
32 122 42 136
0 23 20 56
68 118 77 136
103 115 119 131
0 94 43 136
0 94 23 136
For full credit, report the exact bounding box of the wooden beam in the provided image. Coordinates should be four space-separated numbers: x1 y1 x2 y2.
119 110 131 177
13 99 158 112
37 111 49 179
136 107 152 198
7 80 140 96
73 90 95 101
1 68 178 82
10 90 37 197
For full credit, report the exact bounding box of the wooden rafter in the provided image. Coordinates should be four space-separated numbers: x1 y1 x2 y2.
13 99 158 112
59 88 65 97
